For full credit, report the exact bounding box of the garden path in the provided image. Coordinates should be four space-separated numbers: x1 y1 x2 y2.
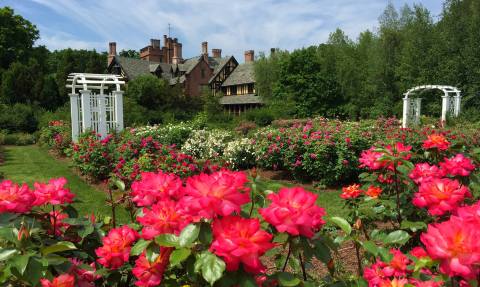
0 145 128 222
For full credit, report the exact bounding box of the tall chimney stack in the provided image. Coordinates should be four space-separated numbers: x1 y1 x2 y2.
212 49 222 58
172 42 183 64
202 41 208 56
244 50 254 63
151 39 160 48
108 42 116 66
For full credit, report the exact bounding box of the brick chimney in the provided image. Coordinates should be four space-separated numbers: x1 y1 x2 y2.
270 47 276 56
212 48 222 58
140 39 162 62
108 42 116 66
244 50 254 63
172 42 183 64
151 39 160 48
202 41 208 56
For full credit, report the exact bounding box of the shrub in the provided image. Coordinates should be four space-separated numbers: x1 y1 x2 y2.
0 103 38 133
245 107 275 126
181 129 234 160
235 121 257 136
0 131 36 145
223 137 256 170
131 122 194 148
71 132 116 180
38 120 71 155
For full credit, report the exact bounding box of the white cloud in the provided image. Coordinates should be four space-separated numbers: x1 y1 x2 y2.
28 0 442 60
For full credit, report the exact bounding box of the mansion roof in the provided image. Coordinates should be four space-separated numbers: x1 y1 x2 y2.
221 62 255 87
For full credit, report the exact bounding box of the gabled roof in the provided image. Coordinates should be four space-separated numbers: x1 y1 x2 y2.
109 56 174 81
208 56 237 84
113 56 151 80
221 62 255 87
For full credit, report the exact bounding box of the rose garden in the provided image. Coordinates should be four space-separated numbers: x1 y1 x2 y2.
2 1 480 286
1 114 480 287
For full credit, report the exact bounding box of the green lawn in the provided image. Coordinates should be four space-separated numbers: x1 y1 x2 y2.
0 145 129 222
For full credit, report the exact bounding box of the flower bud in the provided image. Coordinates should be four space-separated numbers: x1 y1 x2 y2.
353 218 362 230
327 259 335 273
17 224 29 241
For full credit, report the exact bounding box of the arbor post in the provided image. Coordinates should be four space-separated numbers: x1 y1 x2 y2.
441 93 450 124
113 91 124 131
69 93 80 141
453 92 461 117
402 97 409 128
80 90 92 133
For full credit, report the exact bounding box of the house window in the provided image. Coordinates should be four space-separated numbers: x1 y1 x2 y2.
201 69 205 78
231 86 237 95
248 83 254 94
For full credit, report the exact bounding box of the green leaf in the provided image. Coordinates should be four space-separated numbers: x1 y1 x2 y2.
155 234 180 248
11 254 30 275
169 248 191 266
276 272 301 286
179 224 200 248
146 244 160 262
313 240 331 263
41 241 77 255
0 248 18 261
44 254 69 266
362 241 379 256
199 222 212 245
194 251 225 286
113 179 125 191
131 239 151 256
384 230 410 245
330 217 352 235
24 257 44 286
400 220 427 232
273 233 289 243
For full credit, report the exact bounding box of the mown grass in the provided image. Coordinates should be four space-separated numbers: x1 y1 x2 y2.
0 145 129 223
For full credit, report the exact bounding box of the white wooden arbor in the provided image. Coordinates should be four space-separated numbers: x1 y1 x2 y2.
66 73 125 141
402 85 461 128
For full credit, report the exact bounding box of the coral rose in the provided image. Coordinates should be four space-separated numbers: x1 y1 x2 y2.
340 184 363 199
40 274 75 287
422 134 450 151
365 186 382 198
33 177 75 206
137 198 191 239
210 216 274 274
439 154 475 177
421 216 480 279
0 180 35 213
95 225 138 269
131 171 182 207
412 178 470 216
181 170 250 219
259 187 326 238
132 248 172 287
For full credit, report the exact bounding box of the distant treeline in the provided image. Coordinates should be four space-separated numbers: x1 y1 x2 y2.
255 0 480 120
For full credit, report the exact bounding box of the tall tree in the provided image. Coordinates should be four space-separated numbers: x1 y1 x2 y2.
0 7 39 70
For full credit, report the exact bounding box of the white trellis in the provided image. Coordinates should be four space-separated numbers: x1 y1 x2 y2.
66 73 125 141
402 85 461 128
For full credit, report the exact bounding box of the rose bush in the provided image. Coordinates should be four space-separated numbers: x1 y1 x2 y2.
1 171 341 286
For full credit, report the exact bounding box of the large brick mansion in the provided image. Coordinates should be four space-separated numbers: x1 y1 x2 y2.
107 36 261 114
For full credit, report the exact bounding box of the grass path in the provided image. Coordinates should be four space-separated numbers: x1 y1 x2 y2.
0 145 128 222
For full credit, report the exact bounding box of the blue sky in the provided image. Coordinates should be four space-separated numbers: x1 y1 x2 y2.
4 0 443 62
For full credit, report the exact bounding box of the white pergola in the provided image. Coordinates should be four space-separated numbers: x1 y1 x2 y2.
66 73 125 141
402 85 461 128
